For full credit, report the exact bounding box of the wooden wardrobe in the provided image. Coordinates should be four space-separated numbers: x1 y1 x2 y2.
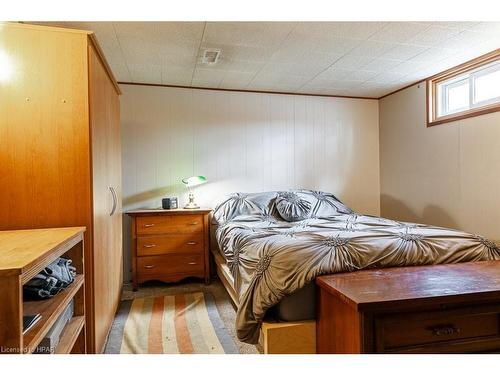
0 23 122 353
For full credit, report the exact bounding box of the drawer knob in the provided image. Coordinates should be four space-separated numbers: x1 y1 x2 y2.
431 325 461 336
143 224 155 227
187 241 197 245
143 244 157 248
189 222 199 225
144 265 155 269
188 262 197 265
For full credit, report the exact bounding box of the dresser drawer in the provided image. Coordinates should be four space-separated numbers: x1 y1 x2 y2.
377 308 500 352
137 254 204 277
136 215 203 235
137 234 204 256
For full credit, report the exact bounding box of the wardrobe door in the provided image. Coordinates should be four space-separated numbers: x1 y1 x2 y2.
88 42 123 353
0 24 91 230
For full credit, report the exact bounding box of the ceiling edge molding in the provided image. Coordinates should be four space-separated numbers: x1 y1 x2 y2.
117 81 378 100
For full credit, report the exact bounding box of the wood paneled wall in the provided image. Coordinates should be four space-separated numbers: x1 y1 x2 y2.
120 84 380 281
379 82 500 244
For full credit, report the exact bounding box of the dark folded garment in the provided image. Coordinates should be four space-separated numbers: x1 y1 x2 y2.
24 257 77 300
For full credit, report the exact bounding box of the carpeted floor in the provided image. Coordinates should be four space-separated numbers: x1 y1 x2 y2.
105 279 259 354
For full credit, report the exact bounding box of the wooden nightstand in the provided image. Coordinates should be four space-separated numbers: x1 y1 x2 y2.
127 209 211 291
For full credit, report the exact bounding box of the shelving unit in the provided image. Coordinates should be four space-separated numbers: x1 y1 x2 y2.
0 227 86 354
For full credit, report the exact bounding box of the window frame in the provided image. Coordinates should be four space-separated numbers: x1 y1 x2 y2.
427 48 500 127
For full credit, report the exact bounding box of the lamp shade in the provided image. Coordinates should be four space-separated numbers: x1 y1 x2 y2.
181 175 207 187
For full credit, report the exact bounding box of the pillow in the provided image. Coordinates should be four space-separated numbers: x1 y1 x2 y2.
294 189 353 218
212 192 278 224
275 192 312 222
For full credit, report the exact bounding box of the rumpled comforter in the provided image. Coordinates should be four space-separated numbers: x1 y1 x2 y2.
214 192 500 344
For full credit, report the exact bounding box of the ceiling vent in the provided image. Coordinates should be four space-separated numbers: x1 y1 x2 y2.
201 48 221 65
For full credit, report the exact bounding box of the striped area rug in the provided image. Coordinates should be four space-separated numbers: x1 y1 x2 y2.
105 292 238 354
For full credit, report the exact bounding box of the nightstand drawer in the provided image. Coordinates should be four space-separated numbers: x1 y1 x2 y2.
136 215 203 235
137 234 204 256
377 308 500 352
137 254 204 277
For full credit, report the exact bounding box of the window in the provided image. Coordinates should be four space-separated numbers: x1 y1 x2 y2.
427 49 500 126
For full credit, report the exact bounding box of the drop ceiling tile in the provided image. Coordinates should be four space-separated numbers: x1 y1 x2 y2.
128 64 162 84
203 22 296 48
303 78 362 90
278 32 362 56
113 22 204 42
368 71 405 84
294 22 387 40
222 59 266 74
369 22 430 43
330 55 374 70
191 79 222 88
468 22 500 35
430 22 481 31
161 66 193 85
117 35 164 65
390 60 429 75
382 43 428 60
251 72 312 87
270 47 342 66
192 68 227 83
348 40 396 58
441 30 500 51
219 72 256 89
200 43 276 63
257 61 328 78
362 58 403 73
407 25 461 47
312 68 377 83
409 47 457 63
272 83 305 92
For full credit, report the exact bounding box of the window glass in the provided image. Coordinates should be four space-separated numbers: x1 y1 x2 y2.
474 68 500 104
446 80 469 114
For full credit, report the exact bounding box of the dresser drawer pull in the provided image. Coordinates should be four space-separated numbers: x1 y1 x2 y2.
187 241 197 245
144 265 155 269
143 244 157 248
188 222 199 225
188 262 197 265
430 326 461 336
143 224 155 228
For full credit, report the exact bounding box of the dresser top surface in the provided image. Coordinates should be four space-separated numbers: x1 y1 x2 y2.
317 261 500 309
0 227 85 273
126 208 212 216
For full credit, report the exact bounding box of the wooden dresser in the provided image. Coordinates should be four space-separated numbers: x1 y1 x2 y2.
0 227 86 354
127 209 211 291
317 261 500 354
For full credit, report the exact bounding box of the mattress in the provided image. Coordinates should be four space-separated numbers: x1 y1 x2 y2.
211 222 316 321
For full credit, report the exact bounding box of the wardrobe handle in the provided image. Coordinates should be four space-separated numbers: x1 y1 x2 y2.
143 244 157 248
187 241 197 245
188 262 197 265
189 222 199 225
144 265 155 269
109 187 117 216
144 224 155 227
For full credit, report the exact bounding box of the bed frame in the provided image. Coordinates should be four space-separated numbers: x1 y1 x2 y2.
212 249 317 354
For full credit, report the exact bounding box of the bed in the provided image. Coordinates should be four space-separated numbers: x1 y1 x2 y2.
210 190 500 348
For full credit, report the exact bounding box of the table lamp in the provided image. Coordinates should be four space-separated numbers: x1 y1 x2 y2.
181 175 207 209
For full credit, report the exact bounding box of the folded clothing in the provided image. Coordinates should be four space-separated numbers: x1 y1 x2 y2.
24 258 76 300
